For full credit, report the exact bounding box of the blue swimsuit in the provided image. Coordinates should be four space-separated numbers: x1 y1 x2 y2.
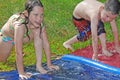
0 30 14 45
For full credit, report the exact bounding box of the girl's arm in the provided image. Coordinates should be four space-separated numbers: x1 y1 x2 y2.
14 23 31 79
33 27 43 69
42 27 51 66
42 27 59 70
14 24 25 74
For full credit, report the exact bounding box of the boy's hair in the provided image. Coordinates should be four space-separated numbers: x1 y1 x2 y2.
105 0 120 14
25 0 43 14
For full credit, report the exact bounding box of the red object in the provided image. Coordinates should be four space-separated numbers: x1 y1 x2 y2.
73 18 91 41
71 42 120 68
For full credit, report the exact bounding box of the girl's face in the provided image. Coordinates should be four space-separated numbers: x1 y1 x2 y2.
101 10 117 22
28 6 44 28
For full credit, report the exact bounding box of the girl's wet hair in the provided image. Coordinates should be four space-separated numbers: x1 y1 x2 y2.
21 0 43 40
25 0 43 14
105 0 120 14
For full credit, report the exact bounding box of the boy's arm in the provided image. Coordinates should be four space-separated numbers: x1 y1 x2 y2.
91 16 99 60
110 20 119 47
110 19 120 53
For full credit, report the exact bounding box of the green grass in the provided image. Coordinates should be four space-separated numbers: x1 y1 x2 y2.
0 0 120 71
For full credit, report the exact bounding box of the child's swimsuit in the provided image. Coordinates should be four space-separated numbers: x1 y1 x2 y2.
0 14 44 45
0 33 15 45
72 16 106 41
0 14 26 45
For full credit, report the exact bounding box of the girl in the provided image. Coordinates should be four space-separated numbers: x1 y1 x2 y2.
0 0 59 79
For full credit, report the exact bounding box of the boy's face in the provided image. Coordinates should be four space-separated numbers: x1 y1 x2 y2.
101 10 117 22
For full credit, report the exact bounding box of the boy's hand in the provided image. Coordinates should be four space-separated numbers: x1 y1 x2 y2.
115 46 120 54
92 53 98 61
102 49 113 56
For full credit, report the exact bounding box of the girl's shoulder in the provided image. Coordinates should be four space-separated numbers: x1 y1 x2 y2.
8 14 26 31
9 13 25 24
9 14 19 21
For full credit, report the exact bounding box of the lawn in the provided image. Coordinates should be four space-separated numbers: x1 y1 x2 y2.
0 0 120 71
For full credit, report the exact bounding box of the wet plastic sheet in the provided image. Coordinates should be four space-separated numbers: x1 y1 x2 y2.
0 54 120 80
72 42 120 68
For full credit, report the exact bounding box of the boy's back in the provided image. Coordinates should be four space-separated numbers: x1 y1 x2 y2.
73 0 104 20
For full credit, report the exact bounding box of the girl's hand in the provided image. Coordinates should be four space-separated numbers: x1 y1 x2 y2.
19 72 32 80
36 67 48 74
48 65 59 70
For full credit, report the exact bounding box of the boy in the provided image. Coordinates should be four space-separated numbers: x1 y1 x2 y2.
63 0 120 60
